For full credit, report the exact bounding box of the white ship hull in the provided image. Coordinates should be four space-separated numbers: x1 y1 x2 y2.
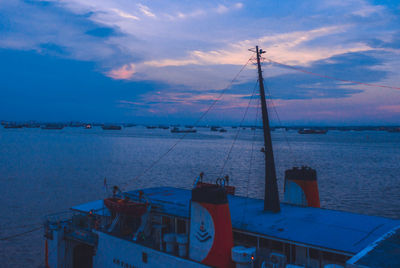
47 228 209 268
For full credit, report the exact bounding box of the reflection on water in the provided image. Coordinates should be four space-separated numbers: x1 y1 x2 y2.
0 127 399 267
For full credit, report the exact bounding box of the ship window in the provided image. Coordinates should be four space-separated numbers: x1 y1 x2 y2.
270 240 283 252
162 216 172 233
259 237 271 248
289 244 296 263
259 238 284 254
309 248 319 259
283 243 291 260
322 251 348 264
233 231 257 247
142 252 148 263
177 219 186 234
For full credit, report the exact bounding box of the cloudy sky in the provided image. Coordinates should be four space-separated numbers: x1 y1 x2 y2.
1 0 400 125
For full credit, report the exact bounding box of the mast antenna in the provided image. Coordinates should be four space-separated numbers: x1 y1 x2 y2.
255 46 281 212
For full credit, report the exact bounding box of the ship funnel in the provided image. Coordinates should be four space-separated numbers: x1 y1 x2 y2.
284 166 320 208
189 185 234 268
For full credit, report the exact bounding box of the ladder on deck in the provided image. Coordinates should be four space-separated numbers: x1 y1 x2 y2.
132 204 152 241
107 213 121 233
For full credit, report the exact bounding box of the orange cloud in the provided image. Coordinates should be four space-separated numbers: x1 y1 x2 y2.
142 25 371 68
379 105 400 113
107 63 136 80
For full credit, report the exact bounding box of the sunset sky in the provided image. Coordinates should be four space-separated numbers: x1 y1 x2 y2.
1 0 400 125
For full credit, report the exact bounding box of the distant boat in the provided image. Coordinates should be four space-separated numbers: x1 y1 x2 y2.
69 122 84 127
102 125 122 130
219 128 227 133
210 126 219 131
24 123 40 128
170 127 197 133
298 129 328 134
4 124 23 129
146 126 157 129
84 124 92 129
387 128 400 133
41 124 64 130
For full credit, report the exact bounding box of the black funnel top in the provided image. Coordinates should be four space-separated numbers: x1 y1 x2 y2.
192 186 228 204
285 166 317 181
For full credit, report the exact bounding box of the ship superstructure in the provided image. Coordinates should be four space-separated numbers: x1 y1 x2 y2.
45 186 400 268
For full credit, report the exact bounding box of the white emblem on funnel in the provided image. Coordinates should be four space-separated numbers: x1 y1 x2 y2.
189 202 215 261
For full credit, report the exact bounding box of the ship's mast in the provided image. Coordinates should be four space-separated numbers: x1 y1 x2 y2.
255 46 281 212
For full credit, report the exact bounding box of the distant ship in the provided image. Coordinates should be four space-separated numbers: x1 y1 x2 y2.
146 126 157 129
387 127 400 133
41 124 64 130
24 123 41 128
102 125 122 130
298 128 328 134
69 122 85 127
170 127 197 133
124 123 137 127
44 47 399 268
3 124 23 129
85 124 92 129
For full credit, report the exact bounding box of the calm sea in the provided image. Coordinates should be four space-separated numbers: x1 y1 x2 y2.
0 126 399 267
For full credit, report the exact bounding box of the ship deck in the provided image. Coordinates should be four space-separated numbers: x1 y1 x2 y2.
347 226 400 267
71 186 400 256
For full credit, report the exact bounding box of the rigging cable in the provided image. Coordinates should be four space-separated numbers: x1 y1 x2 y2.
240 98 260 227
0 210 72 241
0 226 42 241
266 58 400 90
0 209 74 241
219 79 259 177
262 61 299 165
0 222 42 231
120 55 254 190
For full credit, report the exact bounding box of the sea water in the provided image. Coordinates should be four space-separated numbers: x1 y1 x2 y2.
0 126 399 267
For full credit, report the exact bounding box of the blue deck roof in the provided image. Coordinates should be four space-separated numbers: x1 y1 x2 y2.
347 226 400 267
72 187 400 255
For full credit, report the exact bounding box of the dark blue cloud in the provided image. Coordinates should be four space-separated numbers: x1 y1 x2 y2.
366 31 400 49
152 51 388 102
261 51 387 100
371 0 400 10
310 52 386 80
176 51 387 101
23 0 52 7
85 27 118 38
0 0 137 65
39 43 69 56
0 49 164 121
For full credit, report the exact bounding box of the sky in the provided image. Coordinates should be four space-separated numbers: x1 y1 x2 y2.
1 0 400 125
